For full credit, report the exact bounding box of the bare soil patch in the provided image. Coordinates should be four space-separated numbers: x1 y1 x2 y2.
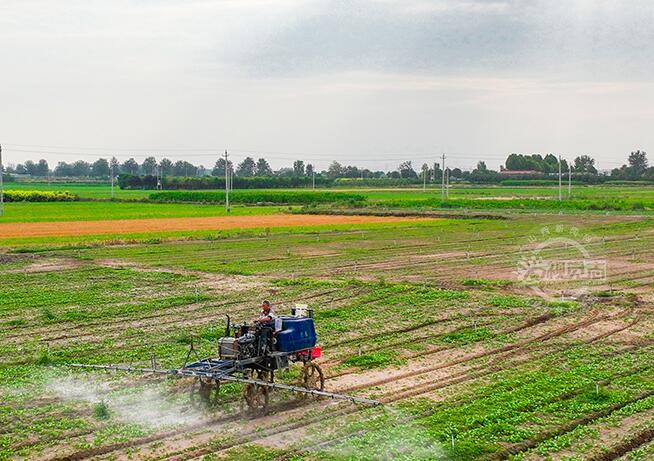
0 214 428 238
97 258 269 292
13 258 85 273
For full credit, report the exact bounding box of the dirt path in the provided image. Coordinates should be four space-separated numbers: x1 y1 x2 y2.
0 214 426 238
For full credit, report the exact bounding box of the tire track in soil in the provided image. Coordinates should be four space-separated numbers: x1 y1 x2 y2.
589 428 654 461
351 233 654 285
115 222 554 282
322 318 498 372
483 390 654 461
323 312 552 380
270 356 654 461
343 311 608 394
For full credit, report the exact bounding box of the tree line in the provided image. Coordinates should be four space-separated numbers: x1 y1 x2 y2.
4 151 652 183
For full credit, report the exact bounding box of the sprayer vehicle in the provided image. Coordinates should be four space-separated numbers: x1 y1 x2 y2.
72 305 379 414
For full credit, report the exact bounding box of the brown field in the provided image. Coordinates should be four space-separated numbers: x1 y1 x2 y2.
0 214 424 238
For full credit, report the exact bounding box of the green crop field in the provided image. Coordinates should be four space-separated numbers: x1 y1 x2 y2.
3 182 152 199
7 181 654 202
0 201 285 224
1 188 654 460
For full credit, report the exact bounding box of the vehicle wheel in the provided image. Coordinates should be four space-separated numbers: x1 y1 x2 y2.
190 377 220 408
243 369 272 415
298 361 325 399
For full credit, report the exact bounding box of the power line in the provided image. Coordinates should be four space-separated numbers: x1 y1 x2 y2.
0 143 632 169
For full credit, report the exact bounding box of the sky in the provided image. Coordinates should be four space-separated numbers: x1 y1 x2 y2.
1 0 653 172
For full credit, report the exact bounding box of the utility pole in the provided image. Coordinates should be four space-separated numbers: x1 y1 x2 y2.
110 161 115 199
0 144 4 217
156 166 162 190
446 168 450 198
441 154 446 200
558 155 562 201
224 150 229 211
312 170 316 190
568 164 572 197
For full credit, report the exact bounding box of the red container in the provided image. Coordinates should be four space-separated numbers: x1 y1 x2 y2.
311 346 322 359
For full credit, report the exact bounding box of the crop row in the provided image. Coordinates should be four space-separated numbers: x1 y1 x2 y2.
2 190 79 202
149 190 366 205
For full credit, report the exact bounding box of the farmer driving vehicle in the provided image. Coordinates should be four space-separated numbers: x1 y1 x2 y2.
255 300 276 324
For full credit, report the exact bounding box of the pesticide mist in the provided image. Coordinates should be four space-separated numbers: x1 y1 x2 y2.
306 406 446 461
48 373 208 428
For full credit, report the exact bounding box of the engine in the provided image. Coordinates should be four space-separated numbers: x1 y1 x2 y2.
219 323 272 360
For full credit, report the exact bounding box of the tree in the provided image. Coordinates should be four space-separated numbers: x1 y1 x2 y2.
54 162 73 176
15 164 27 175
470 162 501 183
573 155 597 174
236 157 256 177
543 154 559 174
293 160 305 176
327 161 344 179
276 167 294 177
122 158 139 175
505 153 553 172
36 159 49 176
159 158 172 176
306 163 314 177
420 163 429 181
398 161 417 179
432 162 442 181
24 160 37 176
173 161 197 177
344 165 360 178
91 158 110 177
505 153 523 170
110 157 120 175
212 158 233 176
628 150 648 177
71 160 91 177
142 156 157 175
256 158 273 176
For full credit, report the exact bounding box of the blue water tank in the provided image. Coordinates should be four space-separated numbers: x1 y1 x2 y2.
276 317 317 352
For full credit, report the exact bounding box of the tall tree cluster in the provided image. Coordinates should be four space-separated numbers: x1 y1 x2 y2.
611 150 653 180
5 151 651 182
504 153 569 173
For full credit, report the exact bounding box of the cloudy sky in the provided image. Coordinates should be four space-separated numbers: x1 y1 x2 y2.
1 0 653 171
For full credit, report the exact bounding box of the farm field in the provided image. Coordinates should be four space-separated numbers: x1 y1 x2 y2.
0 214 424 238
0 202 283 224
7 181 654 201
1 197 653 461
